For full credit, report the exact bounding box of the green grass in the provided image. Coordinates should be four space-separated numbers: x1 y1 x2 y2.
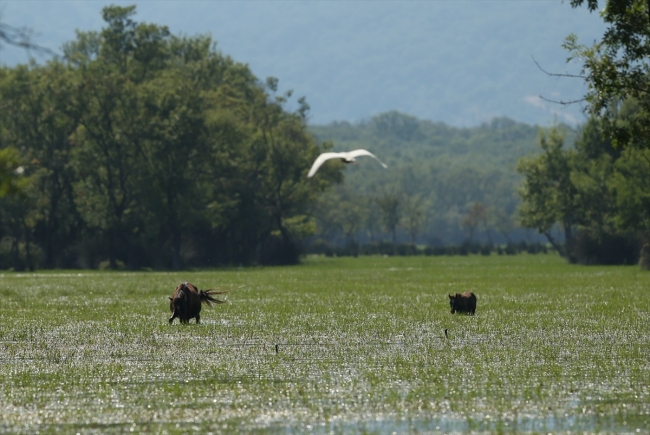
0 254 649 434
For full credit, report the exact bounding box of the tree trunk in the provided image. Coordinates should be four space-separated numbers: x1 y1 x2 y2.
22 218 34 271
485 227 493 245
468 226 475 243
44 228 55 269
11 237 23 271
543 231 564 256
564 221 574 246
171 229 182 270
108 228 118 269
113 228 139 270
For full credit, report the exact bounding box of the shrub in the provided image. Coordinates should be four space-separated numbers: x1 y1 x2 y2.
569 231 641 265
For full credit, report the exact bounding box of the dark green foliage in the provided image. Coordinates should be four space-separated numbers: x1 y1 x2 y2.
0 148 28 198
517 117 649 265
554 1 650 266
568 0 650 150
517 126 579 255
569 230 641 265
0 5 336 269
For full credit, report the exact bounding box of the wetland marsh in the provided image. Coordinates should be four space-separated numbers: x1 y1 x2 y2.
0 254 648 433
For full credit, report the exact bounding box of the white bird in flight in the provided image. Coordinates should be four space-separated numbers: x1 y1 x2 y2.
307 149 388 178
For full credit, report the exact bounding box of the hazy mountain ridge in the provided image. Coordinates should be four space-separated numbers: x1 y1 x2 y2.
307 113 580 245
308 114 553 170
1 1 605 127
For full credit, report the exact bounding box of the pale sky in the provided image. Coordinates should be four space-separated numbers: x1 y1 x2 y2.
0 1 606 127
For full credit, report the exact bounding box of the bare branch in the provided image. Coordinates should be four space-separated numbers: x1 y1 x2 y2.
0 22 54 56
537 94 586 106
530 56 587 106
532 56 587 80
530 56 588 106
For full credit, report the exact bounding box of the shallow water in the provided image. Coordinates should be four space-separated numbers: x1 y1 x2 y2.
1 256 649 433
276 414 649 434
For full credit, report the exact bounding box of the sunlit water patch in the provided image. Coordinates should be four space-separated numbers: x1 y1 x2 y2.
268 413 649 434
1 256 649 433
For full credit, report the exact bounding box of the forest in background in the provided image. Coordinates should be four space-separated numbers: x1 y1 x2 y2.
309 108 650 268
307 114 576 248
2 3 650 270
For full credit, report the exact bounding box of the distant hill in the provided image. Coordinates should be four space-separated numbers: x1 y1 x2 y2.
310 114 543 170
307 112 577 245
1 1 605 127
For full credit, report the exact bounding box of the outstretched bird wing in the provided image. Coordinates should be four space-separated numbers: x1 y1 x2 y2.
347 149 388 168
307 152 344 177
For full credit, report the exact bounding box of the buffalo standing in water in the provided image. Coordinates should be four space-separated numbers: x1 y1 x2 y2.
169 282 229 324
449 292 477 315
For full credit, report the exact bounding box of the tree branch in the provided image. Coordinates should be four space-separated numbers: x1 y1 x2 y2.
532 56 588 106
0 22 54 55
532 56 587 80
537 94 587 106
543 230 565 256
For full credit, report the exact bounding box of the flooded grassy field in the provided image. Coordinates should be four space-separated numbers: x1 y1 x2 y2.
0 254 648 434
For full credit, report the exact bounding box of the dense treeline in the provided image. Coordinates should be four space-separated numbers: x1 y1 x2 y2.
5 5 648 269
0 6 340 270
310 110 650 267
1 5 569 271
558 1 650 267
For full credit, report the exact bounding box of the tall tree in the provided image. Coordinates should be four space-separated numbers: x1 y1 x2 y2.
0 63 83 267
567 0 650 149
377 191 401 245
489 206 516 243
517 127 579 255
248 87 335 264
402 193 426 244
67 6 167 269
462 202 487 243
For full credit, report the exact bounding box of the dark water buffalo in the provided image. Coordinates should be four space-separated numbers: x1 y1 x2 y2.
449 292 477 315
169 282 229 324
